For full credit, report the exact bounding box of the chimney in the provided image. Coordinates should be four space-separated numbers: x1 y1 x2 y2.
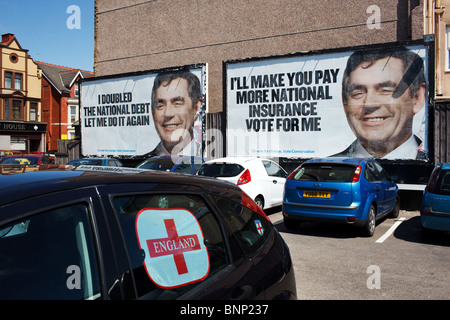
1 33 15 44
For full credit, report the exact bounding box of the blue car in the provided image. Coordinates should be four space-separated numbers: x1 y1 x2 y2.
420 163 450 235
283 158 400 237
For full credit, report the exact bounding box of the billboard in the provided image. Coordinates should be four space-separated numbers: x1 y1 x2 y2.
226 44 429 161
80 66 206 158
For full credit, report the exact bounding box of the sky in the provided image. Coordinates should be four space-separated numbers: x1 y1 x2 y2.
0 0 95 71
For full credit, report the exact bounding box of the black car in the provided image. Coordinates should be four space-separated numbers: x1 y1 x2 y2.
0 166 296 300
136 155 206 175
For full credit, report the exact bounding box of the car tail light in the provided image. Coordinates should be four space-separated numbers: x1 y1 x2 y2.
421 206 433 216
287 165 302 180
352 165 362 183
241 191 271 222
237 169 251 185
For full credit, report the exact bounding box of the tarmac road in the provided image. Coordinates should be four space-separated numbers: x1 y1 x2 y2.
267 209 450 300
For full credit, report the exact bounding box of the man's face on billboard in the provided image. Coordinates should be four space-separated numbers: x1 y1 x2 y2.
152 77 200 151
344 56 425 154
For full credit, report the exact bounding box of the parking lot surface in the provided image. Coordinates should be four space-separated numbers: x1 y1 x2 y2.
267 209 450 300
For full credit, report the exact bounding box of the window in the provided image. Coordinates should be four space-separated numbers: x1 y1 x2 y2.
4 99 9 119
365 161 389 182
434 170 450 196
10 137 26 151
112 194 229 299
0 203 101 299
70 105 77 123
5 72 12 88
447 26 450 70
12 100 21 120
9 53 18 63
4 72 22 90
2 99 23 120
198 163 245 177
211 195 272 258
263 160 287 178
14 73 22 90
30 103 37 121
292 163 356 182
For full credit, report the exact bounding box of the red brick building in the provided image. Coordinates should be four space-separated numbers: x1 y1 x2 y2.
37 62 93 152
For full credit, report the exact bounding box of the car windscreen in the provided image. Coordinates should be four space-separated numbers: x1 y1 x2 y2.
291 163 356 182
198 163 244 177
0 156 39 165
137 159 175 171
69 159 102 166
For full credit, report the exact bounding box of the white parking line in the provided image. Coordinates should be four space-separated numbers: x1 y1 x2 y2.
375 217 406 243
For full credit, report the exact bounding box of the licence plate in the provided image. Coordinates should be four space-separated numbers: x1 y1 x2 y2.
303 191 331 198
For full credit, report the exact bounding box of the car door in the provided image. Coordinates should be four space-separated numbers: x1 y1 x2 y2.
97 183 265 299
365 161 388 214
262 160 287 207
372 161 397 214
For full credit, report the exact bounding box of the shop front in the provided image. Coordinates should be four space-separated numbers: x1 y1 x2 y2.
0 121 47 153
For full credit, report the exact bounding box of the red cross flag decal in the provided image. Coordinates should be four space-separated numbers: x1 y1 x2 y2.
135 208 210 289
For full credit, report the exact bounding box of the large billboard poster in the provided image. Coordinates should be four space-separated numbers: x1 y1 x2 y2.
80 66 206 158
226 45 429 160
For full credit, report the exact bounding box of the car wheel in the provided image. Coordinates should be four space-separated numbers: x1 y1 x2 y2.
361 205 376 237
254 196 264 209
390 195 400 218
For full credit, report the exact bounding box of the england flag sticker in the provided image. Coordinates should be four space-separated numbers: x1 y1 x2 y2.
135 208 210 289
255 219 264 236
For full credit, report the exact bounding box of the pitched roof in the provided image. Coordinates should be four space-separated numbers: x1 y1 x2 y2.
36 61 93 94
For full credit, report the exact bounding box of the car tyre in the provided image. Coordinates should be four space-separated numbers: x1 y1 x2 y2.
254 196 264 209
390 195 400 218
360 205 376 237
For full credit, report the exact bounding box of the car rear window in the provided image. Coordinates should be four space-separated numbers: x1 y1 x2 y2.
435 169 450 195
198 163 244 177
291 163 356 182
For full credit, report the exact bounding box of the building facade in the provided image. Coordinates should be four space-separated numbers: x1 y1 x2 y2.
37 62 93 152
0 33 46 153
92 0 448 187
425 0 450 163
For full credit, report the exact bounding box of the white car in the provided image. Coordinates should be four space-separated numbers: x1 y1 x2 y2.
197 157 287 209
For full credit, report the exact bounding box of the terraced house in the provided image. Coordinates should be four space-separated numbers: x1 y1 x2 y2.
0 33 45 153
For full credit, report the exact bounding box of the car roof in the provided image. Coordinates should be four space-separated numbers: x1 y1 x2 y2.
2 154 41 158
440 163 450 170
0 166 240 206
204 157 269 165
145 155 205 160
303 157 372 165
71 157 118 160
